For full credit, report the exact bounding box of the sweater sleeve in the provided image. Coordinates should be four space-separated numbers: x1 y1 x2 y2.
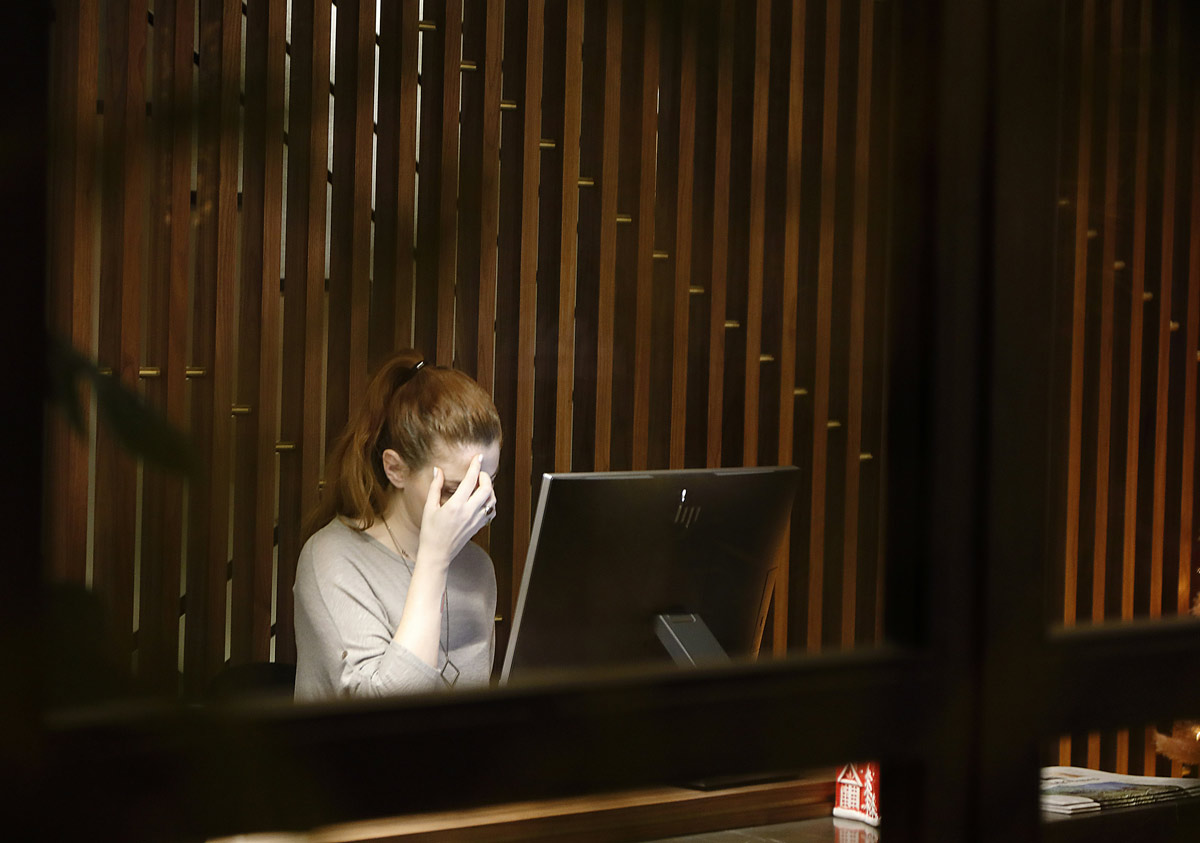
294 542 443 699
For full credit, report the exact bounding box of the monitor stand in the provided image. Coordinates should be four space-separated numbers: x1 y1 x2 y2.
654 613 730 666
656 613 798 791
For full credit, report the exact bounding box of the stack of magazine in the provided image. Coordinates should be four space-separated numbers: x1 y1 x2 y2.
1041 766 1200 815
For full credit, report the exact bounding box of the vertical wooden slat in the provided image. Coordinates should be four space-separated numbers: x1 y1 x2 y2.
455 0 486 375
668 3 697 470
1148 0 1180 626
512 0 545 592
373 0 419 363
740 0 770 469
231 0 286 664
1086 0 1124 770
1059 0 1095 767
1146 1 1180 777
774 0 807 653
139 0 193 689
94 0 147 663
414 1 447 357
46 0 98 586
705 0 734 468
594 0 623 472
1063 0 1095 643
277 0 332 665
187 0 242 692
807 0 842 653
1116 0 1152 774
476 0 504 390
630 1 660 470
436 0 464 365
555 0 585 471
1182 81 1200 620
532 2 566 488
842 0 875 649
326 0 375 446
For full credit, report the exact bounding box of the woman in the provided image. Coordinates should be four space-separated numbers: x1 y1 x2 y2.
293 350 502 700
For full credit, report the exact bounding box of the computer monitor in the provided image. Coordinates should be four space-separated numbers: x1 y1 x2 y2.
500 466 800 684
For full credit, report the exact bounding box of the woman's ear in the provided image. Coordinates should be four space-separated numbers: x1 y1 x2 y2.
380 449 408 489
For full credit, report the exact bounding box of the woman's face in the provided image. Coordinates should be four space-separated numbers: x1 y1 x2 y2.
390 438 501 532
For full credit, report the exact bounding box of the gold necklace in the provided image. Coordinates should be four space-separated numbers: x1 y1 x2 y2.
381 515 459 687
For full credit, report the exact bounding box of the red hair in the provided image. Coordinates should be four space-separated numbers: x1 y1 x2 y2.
306 350 502 536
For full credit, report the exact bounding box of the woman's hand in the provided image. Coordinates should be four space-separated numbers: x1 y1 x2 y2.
416 454 496 565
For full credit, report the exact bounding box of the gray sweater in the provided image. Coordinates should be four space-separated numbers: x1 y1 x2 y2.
293 517 496 701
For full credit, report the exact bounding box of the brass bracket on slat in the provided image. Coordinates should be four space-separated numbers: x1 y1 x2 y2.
688 286 705 295
185 367 207 378
1086 229 1098 239
859 452 874 462
460 60 477 71
418 20 436 31
827 420 842 429
616 213 633 223
500 100 518 111
1057 198 1070 207
1143 291 1154 302
98 366 113 376
539 139 556 149
1114 260 1126 270
758 354 774 363
231 405 252 416
275 442 296 452
139 367 161 378
723 320 740 329
652 250 669 260
578 176 595 187
1171 321 1180 332
318 479 326 491
794 387 808 396
494 615 504 623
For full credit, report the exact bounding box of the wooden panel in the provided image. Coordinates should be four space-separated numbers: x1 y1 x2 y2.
139 0 193 690
1115 0 1153 774
773 0 807 654
372 0 419 364
276 0 332 666
475 0 504 393
436 0 464 365
593 0 623 472
1148 1 1181 626
454 0 486 375
1145 3 1181 777
841 0 874 649
807 0 841 653
1182 79 1200 623
326 0 375 445
555 0 585 471
668 4 698 470
94 0 147 663
705 0 734 468
630 1 660 470
186 0 242 693
414 0 447 358
740 0 770 468
230 0 286 665
532 1 565 490
1086 0 1125 770
512 0 545 589
45 0 97 586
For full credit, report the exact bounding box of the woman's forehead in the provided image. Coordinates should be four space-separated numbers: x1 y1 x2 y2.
430 440 500 478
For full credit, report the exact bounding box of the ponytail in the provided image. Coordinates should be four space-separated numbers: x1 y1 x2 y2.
304 350 502 538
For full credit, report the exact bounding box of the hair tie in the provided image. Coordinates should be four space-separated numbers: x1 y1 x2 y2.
411 360 424 374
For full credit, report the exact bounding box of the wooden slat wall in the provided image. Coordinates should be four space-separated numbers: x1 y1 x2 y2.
46 0 900 696
1052 0 1200 775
